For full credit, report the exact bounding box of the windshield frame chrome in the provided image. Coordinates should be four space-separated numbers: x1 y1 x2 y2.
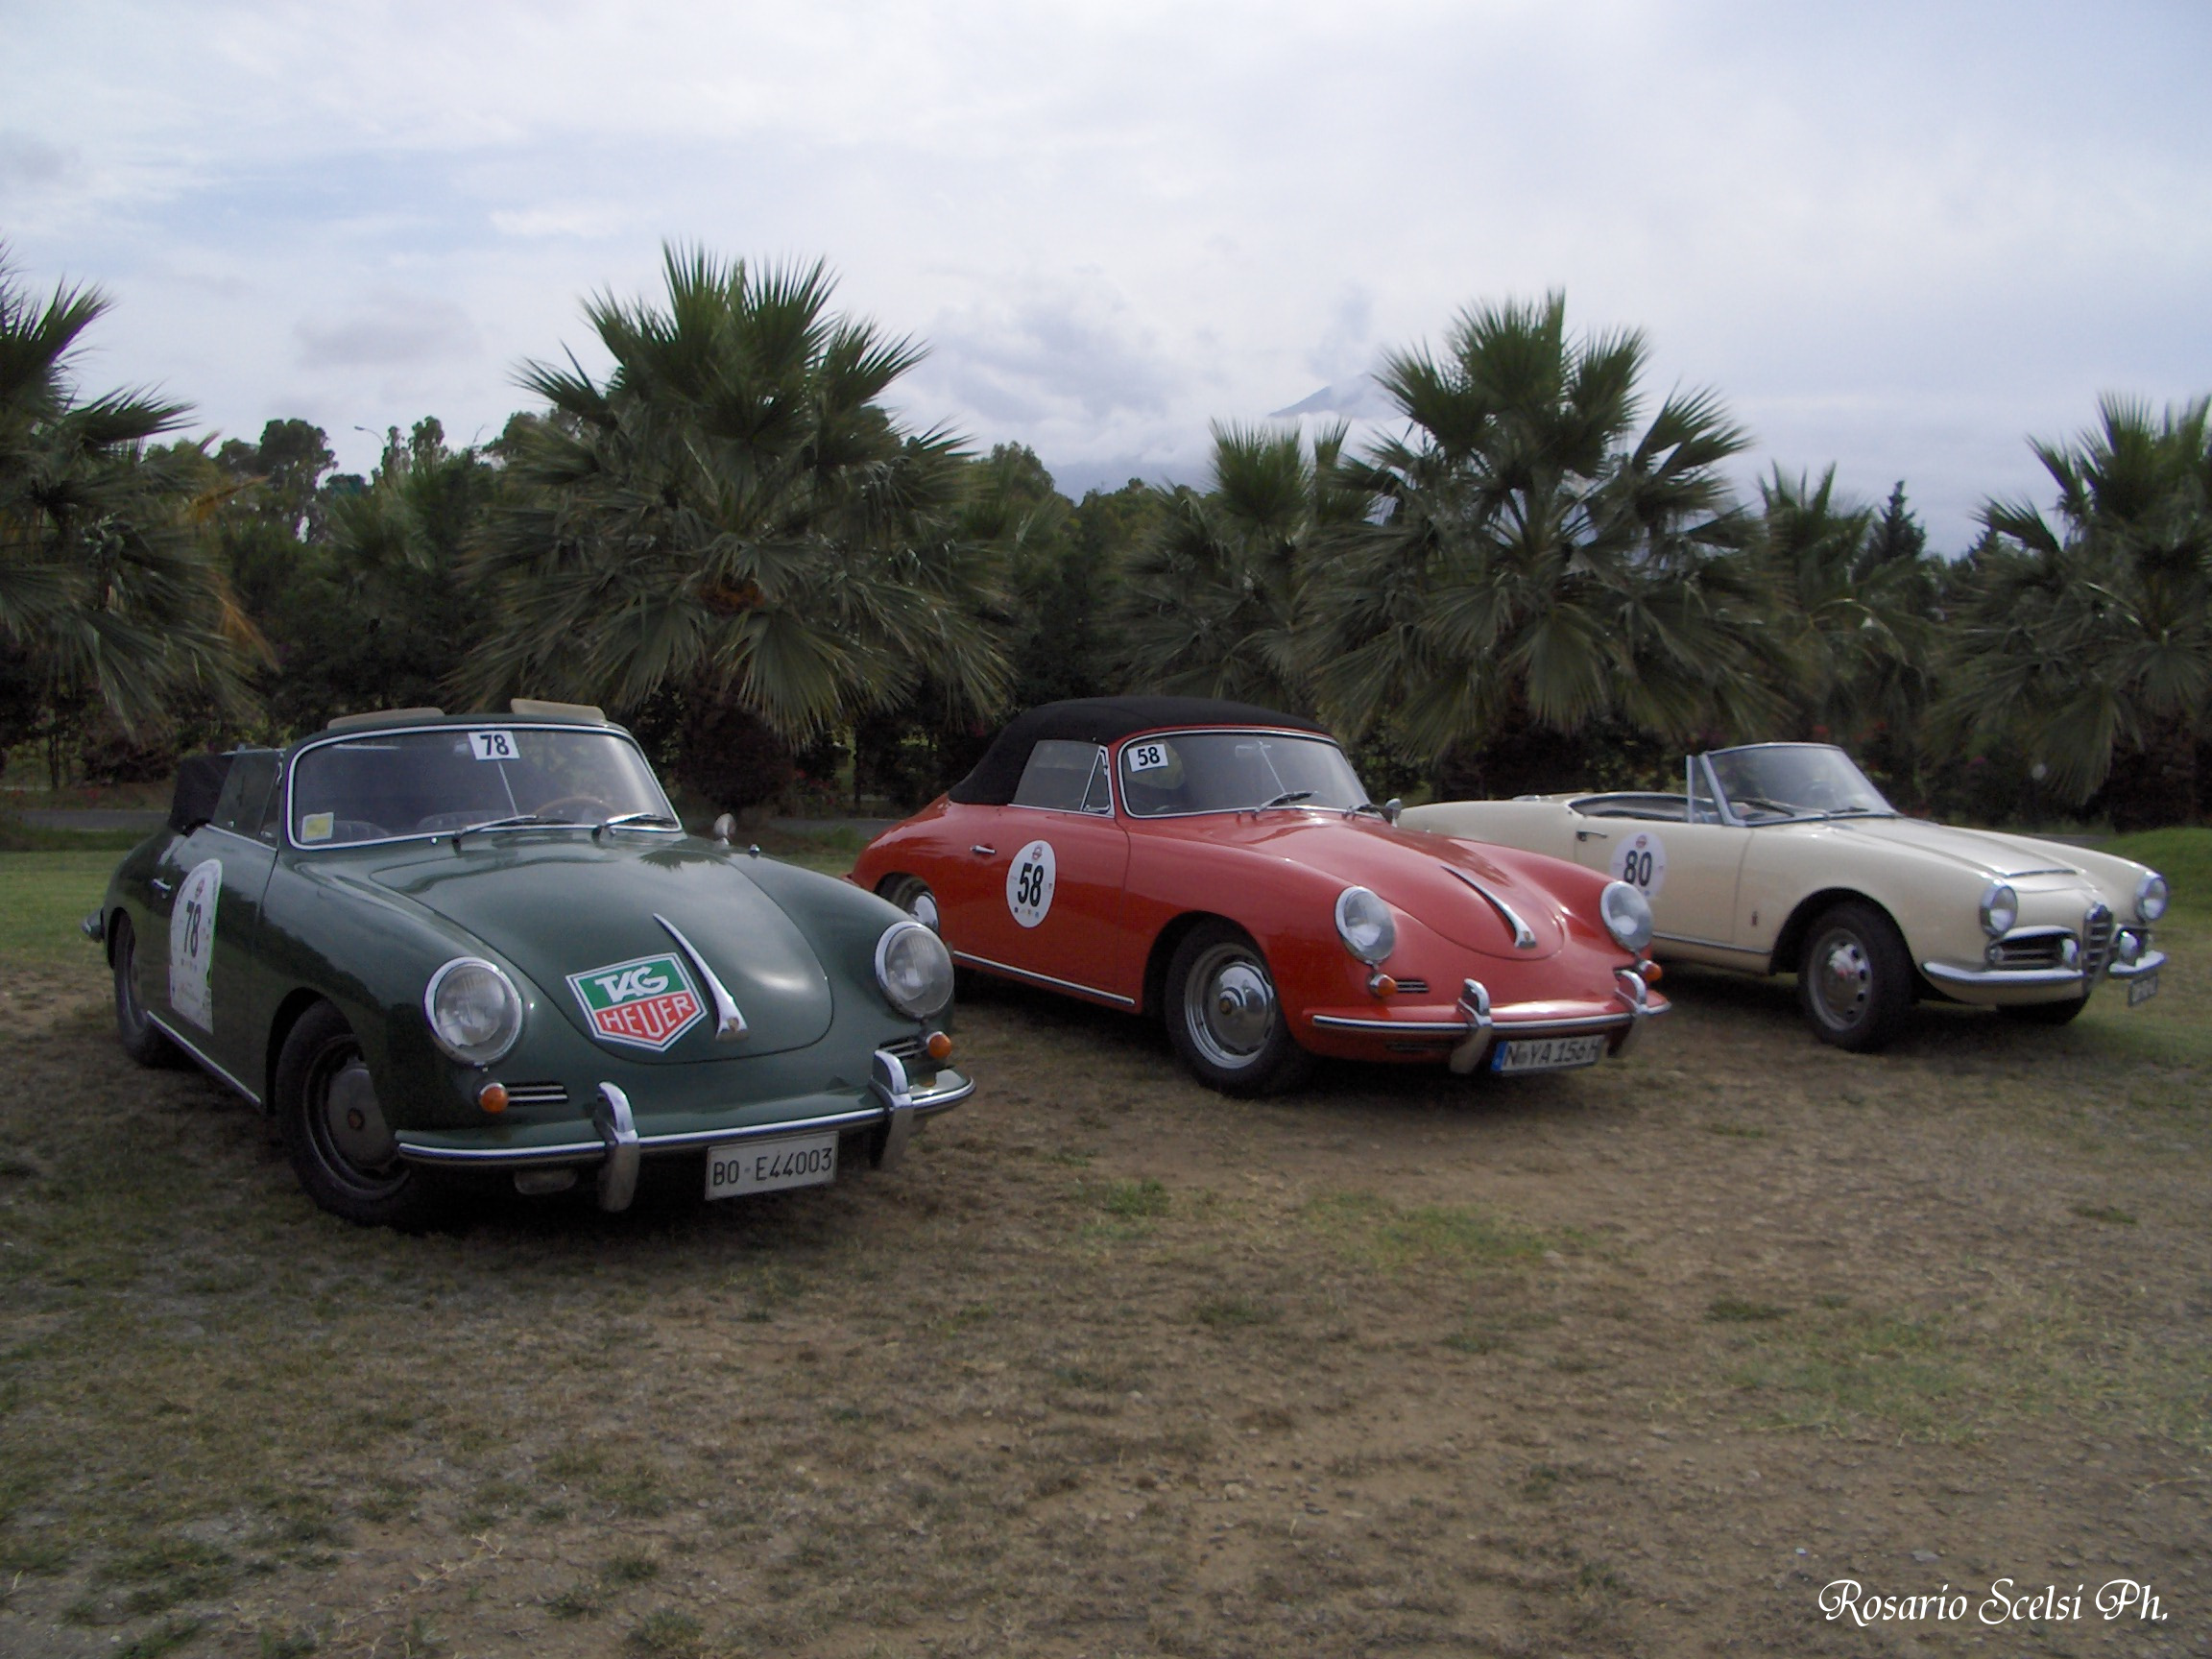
1111 726 1371 821
1693 742 1897 829
278 721 681 854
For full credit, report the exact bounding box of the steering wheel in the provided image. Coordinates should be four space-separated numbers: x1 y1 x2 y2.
534 794 614 824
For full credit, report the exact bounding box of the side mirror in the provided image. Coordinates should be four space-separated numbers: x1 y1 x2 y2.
1382 798 1402 825
711 812 736 845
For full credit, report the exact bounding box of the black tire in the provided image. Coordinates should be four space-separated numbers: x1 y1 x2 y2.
1796 901 1914 1052
1163 921 1312 1096
2000 994 2091 1026
878 875 941 934
110 913 184 1068
275 1001 444 1230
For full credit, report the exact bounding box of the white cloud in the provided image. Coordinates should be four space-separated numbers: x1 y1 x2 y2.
5 0 2208 539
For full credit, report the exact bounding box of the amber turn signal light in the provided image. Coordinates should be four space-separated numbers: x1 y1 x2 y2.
477 1081 509 1114
1637 959 1663 985
926 1031 954 1062
1366 973 1398 998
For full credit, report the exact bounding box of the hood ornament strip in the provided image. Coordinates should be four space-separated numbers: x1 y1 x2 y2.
1442 865 1538 950
655 913 749 1040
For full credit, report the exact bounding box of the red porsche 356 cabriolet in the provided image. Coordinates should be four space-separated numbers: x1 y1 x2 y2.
852 698 1667 1094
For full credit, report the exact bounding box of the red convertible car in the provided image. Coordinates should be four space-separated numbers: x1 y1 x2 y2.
851 698 1667 1094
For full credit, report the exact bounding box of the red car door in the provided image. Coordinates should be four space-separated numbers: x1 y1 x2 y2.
943 740 1133 1004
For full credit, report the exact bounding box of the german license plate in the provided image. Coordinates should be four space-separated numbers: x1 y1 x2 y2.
706 1131 837 1199
1490 1033 1608 1073
2127 973 2159 1007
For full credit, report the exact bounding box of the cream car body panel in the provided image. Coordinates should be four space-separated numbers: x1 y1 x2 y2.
1401 745 2168 1030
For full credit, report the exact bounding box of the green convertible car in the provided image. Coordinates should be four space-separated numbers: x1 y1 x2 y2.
86 703 971 1228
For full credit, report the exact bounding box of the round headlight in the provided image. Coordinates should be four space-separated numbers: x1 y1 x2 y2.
1599 880 1653 952
1979 882 2018 938
424 957 523 1067
1334 886 1396 965
2135 872 2168 923
876 921 953 1019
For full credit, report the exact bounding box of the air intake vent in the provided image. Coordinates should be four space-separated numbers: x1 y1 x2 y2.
502 1081 570 1109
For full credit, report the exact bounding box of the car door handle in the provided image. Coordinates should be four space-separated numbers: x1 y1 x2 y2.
151 878 175 896
970 844 996 856
1575 830 1609 842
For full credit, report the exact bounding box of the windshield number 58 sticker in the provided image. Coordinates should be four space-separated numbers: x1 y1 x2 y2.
1126 741 1171 772
1006 839 1057 928
469 731 518 761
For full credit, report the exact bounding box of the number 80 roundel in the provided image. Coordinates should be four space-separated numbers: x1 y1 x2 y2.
1006 839 1057 927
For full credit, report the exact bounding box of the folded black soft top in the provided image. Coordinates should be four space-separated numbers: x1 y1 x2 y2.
947 697 1328 806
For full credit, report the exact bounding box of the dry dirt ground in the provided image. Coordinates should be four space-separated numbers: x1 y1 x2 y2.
1 920 2207 1657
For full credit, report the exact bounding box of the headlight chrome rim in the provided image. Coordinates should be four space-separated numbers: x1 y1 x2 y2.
2135 872 2168 923
1334 885 1396 965
1979 881 2018 938
423 956 524 1068
1599 880 1654 952
876 920 954 1019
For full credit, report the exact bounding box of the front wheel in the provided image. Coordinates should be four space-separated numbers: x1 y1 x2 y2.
1796 901 1913 1052
1164 922 1311 1096
276 1001 444 1230
110 913 183 1068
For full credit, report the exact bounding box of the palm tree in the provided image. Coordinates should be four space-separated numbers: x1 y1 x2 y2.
1305 294 1771 778
0 253 255 782
1117 421 1363 712
1942 396 2212 824
467 247 1007 741
1751 468 1937 756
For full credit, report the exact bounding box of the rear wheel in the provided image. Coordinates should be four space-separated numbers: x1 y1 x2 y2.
110 913 183 1068
276 1001 444 1230
1999 994 2091 1026
1796 902 1913 1052
1164 922 1312 1095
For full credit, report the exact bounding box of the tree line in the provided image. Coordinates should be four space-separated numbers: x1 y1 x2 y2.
4 246 2207 830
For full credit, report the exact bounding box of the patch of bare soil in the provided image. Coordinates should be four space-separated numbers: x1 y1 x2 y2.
0 961 2206 1657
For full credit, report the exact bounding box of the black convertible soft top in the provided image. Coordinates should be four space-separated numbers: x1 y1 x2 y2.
947 697 1330 805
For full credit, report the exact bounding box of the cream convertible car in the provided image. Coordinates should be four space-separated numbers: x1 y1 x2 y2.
1402 744 2170 1051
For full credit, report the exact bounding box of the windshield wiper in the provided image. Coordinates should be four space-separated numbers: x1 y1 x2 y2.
1250 790 1315 813
452 813 543 844
594 811 683 837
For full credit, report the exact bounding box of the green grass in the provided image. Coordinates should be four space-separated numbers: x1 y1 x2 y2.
0 851 123 970
1303 1190 1550 1272
2106 827 2212 916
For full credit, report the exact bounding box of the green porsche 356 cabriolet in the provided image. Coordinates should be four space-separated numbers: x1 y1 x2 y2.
86 703 970 1228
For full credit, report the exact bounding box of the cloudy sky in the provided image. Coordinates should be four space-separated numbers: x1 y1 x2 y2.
6 0 2208 548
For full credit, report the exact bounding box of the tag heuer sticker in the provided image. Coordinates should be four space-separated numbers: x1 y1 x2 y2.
567 952 705 1051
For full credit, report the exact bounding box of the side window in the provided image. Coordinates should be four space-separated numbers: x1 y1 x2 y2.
209 753 278 837
1013 741 1108 813
257 762 289 843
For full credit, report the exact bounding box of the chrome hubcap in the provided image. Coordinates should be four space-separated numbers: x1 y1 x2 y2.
907 890 940 932
1814 932 1870 1026
1185 945 1276 1068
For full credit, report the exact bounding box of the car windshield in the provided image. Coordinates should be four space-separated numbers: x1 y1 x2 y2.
1118 731 1370 817
1704 744 1895 824
289 727 676 847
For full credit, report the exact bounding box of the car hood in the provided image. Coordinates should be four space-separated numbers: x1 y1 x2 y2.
1816 818 2091 882
1160 812 1595 959
355 836 834 1060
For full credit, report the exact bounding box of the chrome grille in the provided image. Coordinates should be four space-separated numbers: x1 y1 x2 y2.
1392 977 1431 996
1986 933 2070 970
502 1081 569 1108
2080 904 2115 977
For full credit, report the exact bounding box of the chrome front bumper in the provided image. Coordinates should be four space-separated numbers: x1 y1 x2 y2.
393 1046 974 1212
1922 950 2166 990
1308 970 1663 1075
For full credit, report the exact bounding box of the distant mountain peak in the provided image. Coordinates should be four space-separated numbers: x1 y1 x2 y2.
1269 373 1395 421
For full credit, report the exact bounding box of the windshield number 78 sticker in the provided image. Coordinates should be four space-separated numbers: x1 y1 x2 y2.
469 731 518 761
